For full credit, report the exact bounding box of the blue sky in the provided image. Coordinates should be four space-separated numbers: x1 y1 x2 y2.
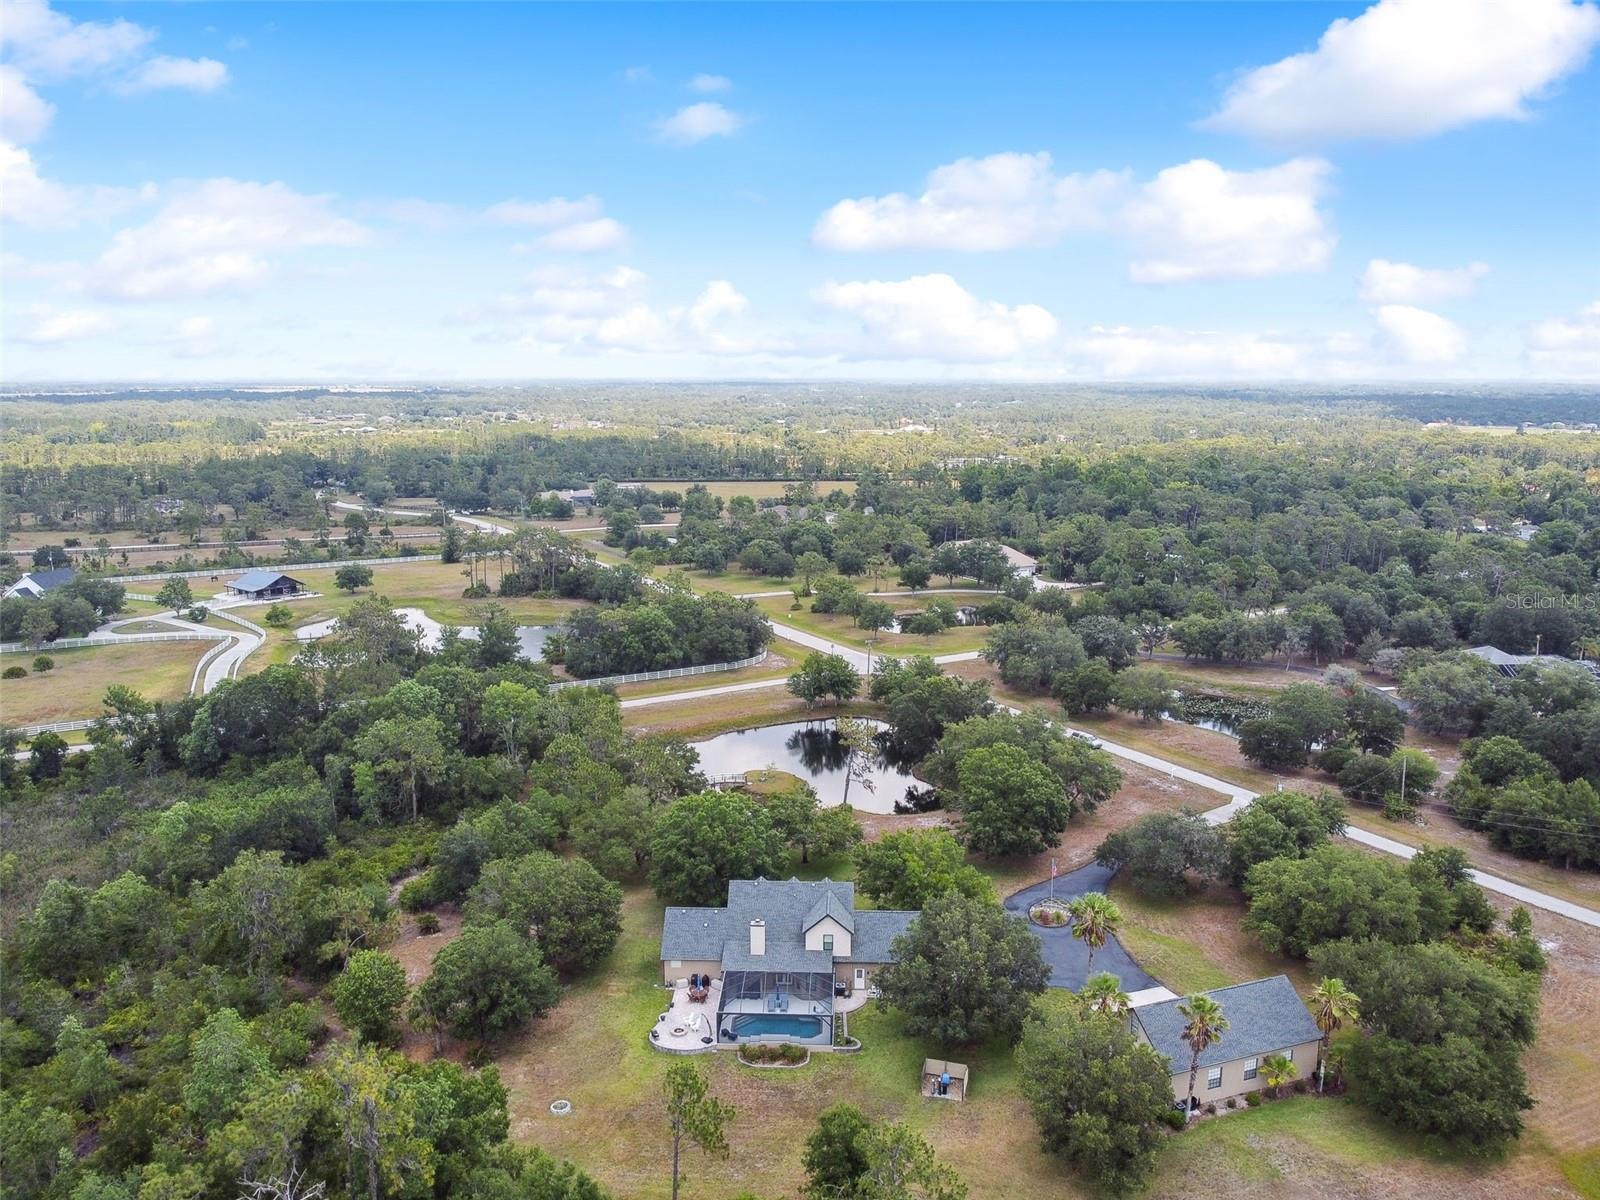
3 0 1598 381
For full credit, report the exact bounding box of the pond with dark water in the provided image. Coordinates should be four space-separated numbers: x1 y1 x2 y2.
688 719 919 814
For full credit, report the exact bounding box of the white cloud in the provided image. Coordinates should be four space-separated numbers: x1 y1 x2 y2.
812 151 1333 282
1065 324 1362 379
10 303 119 343
1359 259 1489 304
0 138 151 226
1526 300 1600 375
622 65 653 84
1122 157 1335 283
656 101 744 144
484 195 603 227
1374 304 1467 363
813 152 1127 252
88 178 368 300
1202 0 1600 143
814 273 1059 362
0 0 152 79
689 73 731 93
117 55 229 94
534 217 628 253
0 64 54 143
166 314 221 357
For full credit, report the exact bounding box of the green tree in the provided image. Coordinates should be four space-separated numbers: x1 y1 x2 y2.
1110 666 1175 722
853 829 994 911
465 852 623 975
1308 977 1360 1091
663 1061 734 1200
787 652 861 712
1094 810 1226 897
875 892 1050 1045
351 714 449 822
1223 789 1345 885
950 743 1070 857
28 730 67 780
802 1102 872 1200
1052 660 1115 716
194 850 305 996
184 1008 272 1121
1017 996 1173 1194
156 576 194 609
1065 892 1121 975
647 791 788 905
766 784 863 865
1243 844 1424 957
335 562 376 593
332 950 410 1044
925 711 1119 814
1177 994 1229 1117
410 920 559 1044
326 1042 432 1200
854 1121 967 1200
473 602 523 667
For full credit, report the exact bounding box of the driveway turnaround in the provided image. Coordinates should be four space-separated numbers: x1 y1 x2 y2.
1003 864 1158 993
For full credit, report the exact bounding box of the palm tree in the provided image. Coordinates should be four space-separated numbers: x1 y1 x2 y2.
1080 971 1131 1018
1261 1053 1297 1099
1066 892 1121 976
1308 977 1360 1092
1178 994 1229 1118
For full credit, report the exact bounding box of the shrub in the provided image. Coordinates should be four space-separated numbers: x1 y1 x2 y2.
396 873 436 912
1245 1091 1262 1106
262 603 295 627
31 655 53 673
417 912 441 934
1292 1080 1307 1094
1159 1108 1187 1130
1204 1103 1216 1116
3 665 26 679
1225 1097 1237 1109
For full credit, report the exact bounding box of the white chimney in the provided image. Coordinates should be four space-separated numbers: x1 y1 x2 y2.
749 919 766 956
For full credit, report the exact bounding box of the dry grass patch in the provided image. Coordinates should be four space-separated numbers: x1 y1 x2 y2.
0 640 209 724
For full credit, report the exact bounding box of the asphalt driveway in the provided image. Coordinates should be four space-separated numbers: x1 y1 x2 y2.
1003 863 1158 993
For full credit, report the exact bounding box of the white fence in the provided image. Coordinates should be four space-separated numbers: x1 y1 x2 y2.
13 717 100 735
549 650 769 692
1 630 230 653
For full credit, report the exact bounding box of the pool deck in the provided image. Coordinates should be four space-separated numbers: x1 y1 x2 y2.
651 984 720 1052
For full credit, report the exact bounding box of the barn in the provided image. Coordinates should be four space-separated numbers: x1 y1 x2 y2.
226 570 306 600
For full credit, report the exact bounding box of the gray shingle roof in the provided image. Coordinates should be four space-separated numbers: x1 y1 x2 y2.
17 567 76 593
804 891 855 934
660 877 919 971
1133 975 1321 1072
230 569 303 592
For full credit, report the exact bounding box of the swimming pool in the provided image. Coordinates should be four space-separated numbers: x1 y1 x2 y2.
731 1014 825 1040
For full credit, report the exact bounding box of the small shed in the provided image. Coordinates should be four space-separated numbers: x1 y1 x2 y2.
922 1058 969 1102
226 570 305 600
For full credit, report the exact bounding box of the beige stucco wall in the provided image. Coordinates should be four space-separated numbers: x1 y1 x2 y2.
1166 1039 1322 1104
804 916 852 956
661 959 722 986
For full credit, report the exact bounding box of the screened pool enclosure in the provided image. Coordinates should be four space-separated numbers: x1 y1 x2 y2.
717 969 835 1045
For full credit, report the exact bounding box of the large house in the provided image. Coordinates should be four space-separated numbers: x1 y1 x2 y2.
1467 644 1600 681
943 539 1040 578
660 877 917 1046
226 570 305 601
1131 975 1323 1107
3 567 77 600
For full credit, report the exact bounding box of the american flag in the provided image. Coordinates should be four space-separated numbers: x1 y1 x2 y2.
1050 858 1058 878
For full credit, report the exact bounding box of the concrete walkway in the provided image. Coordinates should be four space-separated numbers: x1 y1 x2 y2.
1004 864 1159 992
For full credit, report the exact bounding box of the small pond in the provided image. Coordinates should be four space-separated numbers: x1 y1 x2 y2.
689 719 918 814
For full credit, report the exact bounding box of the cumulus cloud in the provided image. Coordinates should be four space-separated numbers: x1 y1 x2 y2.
0 64 54 142
87 178 368 300
0 138 151 226
656 101 743 144
165 314 221 357
814 273 1059 362
1123 157 1335 283
1374 303 1467 363
116 55 229 94
1065 324 1362 379
689 73 731 92
1201 0 1600 142
1359 258 1489 304
533 216 628 253
10 303 119 343
812 152 1333 283
486 265 756 355
813 152 1127 252
0 0 153 79
485 195 603 227
1526 300 1600 375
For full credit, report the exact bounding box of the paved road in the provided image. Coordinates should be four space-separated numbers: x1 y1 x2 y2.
1004 865 1159 992
330 500 515 537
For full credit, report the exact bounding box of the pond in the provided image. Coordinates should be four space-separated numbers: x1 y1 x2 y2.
295 606 555 662
689 719 919 814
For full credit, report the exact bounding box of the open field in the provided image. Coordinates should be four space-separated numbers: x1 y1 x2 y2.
0 640 209 725
755 596 993 655
611 644 799 699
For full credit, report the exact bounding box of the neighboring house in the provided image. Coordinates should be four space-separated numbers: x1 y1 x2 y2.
3 568 77 600
226 570 306 600
944 539 1040 577
1131 975 1323 1107
660 877 917 1046
1467 644 1600 681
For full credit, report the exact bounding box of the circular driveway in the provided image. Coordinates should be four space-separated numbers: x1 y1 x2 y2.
1003 863 1158 993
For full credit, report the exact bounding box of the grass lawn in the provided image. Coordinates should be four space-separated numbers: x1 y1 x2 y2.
755 596 992 656
1 641 209 724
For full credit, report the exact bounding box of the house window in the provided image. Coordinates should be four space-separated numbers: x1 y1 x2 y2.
1285 1048 1294 1061
822 934 834 952
669 960 682 969
1206 1067 1223 1090
1242 1058 1258 1081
